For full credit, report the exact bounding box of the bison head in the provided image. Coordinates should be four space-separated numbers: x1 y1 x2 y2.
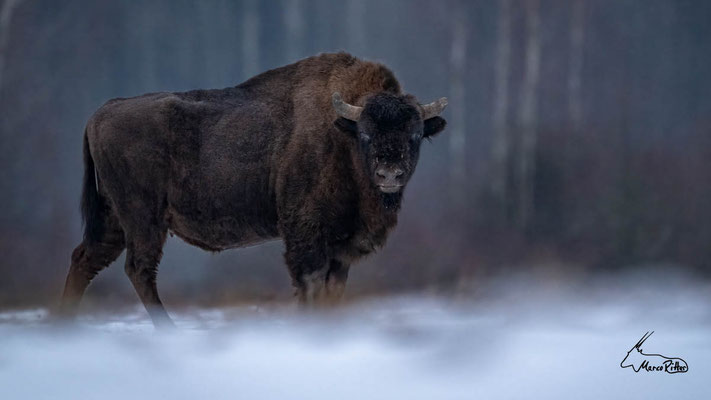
332 92 447 197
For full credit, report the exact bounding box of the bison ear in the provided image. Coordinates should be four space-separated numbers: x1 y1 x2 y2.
333 117 358 137
423 116 447 138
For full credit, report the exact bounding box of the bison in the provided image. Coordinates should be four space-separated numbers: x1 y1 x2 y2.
59 52 447 327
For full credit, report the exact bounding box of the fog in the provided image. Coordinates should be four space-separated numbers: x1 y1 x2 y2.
1 1 710 397
2 269 708 399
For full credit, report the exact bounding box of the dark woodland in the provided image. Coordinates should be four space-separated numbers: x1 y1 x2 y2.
1 0 710 310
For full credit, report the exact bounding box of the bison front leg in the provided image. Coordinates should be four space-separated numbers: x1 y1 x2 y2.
285 250 351 307
283 236 343 306
296 269 328 305
325 259 350 303
285 248 328 306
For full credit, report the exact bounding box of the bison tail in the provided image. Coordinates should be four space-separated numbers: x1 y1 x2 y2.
80 130 104 243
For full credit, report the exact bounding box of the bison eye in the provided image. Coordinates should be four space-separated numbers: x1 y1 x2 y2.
360 131 371 142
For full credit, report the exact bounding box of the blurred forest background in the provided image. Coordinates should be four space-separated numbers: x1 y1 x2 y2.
0 0 709 309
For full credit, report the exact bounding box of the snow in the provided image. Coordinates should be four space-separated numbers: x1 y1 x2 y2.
1 271 709 399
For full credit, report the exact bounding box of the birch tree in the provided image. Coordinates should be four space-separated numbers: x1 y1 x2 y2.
242 0 260 79
491 0 512 219
345 0 366 56
517 0 541 229
283 0 304 62
568 0 585 134
448 1 467 208
0 0 22 91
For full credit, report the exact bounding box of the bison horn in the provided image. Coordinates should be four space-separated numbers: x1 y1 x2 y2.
421 97 448 120
332 92 363 121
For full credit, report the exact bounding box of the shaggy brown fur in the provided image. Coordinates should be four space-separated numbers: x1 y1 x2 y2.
59 52 447 326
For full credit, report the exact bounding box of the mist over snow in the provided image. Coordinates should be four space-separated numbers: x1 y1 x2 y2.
1 269 709 400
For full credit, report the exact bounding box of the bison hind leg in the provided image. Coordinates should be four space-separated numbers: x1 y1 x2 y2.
123 227 174 329
59 218 125 317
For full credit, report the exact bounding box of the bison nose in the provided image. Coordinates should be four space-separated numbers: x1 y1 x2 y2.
375 167 405 193
375 167 404 182
376 167 404 181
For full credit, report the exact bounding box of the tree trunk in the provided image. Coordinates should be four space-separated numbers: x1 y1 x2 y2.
283 0 304 62
568 0 585 134
491 0 512 220
448 1 467 209
242 0 260 79
345 0 366 56
517 0 541 230
136 1 159 90
0 0 22 91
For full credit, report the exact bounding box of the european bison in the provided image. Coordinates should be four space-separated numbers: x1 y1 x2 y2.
60 52 447 326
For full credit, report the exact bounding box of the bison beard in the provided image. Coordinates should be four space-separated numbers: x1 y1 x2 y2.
58 52 447 327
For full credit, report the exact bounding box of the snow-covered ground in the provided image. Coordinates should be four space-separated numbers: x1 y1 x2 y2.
1 269 709 399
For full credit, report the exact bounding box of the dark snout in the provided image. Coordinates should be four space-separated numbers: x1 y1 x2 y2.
375 166 404 193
